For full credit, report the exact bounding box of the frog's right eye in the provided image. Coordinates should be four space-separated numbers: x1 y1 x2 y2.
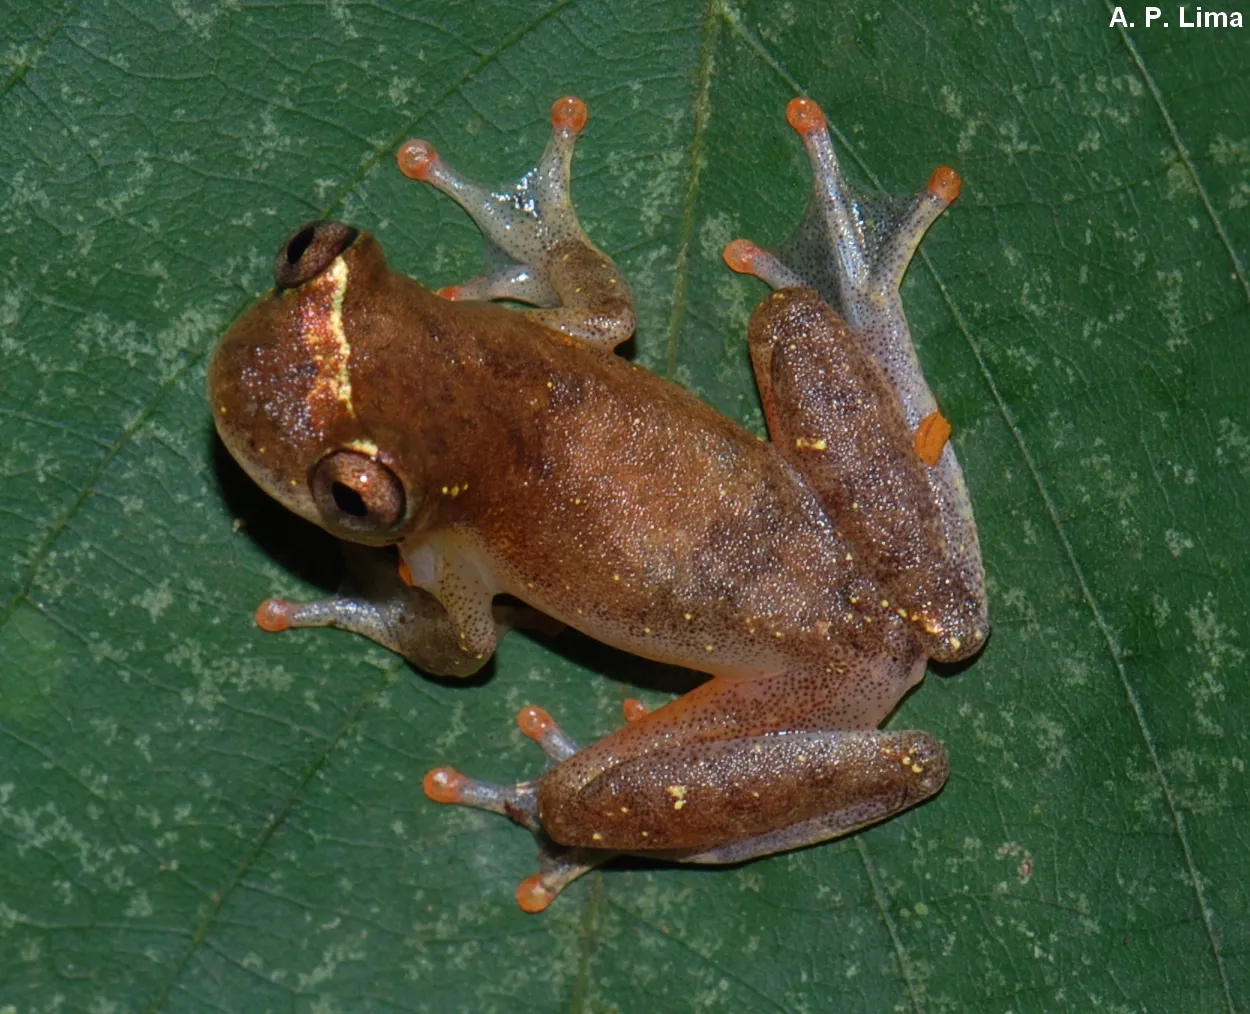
274 221 358 290
310 450 406 537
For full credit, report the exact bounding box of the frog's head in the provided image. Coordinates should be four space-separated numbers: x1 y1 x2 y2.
209 220 429 546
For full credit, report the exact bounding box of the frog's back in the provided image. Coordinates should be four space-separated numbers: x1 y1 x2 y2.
409 300 888 673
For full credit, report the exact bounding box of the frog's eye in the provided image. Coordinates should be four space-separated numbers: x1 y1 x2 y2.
310 450 406 536
274 221 358 290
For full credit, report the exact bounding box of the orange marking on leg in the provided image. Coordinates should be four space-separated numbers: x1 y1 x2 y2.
423 767 468 804
435 283 468 301
550 95 588 135
397 139 438 180
926 165 961 203
622 698 649 723
914 410 952 466
722 238 761 275
786 96 826 136
255 598 293 632
516 705 555 742
397 559 415 587
516 875 556 913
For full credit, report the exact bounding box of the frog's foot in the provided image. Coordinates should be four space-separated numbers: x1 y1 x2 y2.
723 96 959 334
397 96 635 349
423 705 615 912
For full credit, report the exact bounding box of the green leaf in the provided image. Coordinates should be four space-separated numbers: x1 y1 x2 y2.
3 1 1247 1010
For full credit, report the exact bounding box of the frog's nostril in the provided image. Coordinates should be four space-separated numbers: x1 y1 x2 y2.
273 220 358 290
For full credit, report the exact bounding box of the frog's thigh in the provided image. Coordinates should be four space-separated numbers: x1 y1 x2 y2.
748 288 976 656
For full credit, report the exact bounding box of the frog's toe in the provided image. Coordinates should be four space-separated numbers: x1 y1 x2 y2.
722 238 804 290
516 846 605 913
434 262 555 307
422 766 540 828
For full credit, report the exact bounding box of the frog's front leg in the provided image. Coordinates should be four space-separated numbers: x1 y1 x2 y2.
254 542 558 678
425 662 946 912
397 96 635 350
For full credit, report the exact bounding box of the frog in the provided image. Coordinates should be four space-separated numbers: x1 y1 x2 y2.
208 95 987 912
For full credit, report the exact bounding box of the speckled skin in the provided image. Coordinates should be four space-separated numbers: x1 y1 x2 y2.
208 97 987 910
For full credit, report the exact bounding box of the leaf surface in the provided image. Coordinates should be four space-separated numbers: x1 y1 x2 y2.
1 1 1247 1010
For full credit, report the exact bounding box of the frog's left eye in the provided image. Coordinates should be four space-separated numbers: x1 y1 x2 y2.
274 221 358 290
310 450 406 536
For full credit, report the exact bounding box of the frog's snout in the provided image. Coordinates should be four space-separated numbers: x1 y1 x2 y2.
274 220 358 290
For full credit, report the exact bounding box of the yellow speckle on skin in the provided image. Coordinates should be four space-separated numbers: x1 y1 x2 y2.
613 574 620 581
912 763 924 774
683 613 693 621
642 626 652 634
704 644 714 652
901 755 912 766
345 438 379 456
880 599 889 608
592 832 603 841
620 806 629 814
795 437 828 451
950 636 962 651
666 785 687 810
798 754 809 763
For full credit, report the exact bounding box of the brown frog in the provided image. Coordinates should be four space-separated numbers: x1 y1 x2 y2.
208 96 987 911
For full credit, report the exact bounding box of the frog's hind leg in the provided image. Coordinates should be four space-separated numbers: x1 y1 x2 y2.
725 97 986 662
397 96 635 350
424 664 947 911
423 705 616 913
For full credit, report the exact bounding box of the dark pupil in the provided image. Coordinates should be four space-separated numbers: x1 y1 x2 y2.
332 482 368 517
287 226 316 264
